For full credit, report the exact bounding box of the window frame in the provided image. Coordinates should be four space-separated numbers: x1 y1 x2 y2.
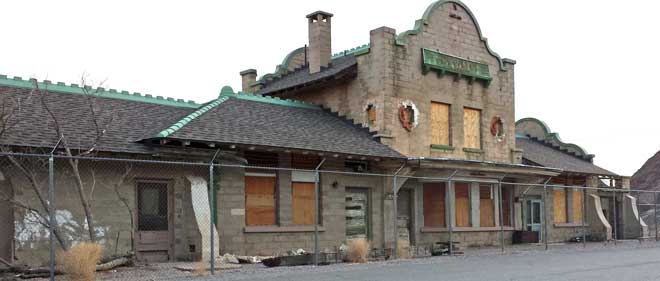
430 102 451 146
462 107 482 149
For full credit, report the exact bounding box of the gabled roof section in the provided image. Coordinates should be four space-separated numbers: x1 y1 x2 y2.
147 87 403 159
0 74 199 108
516 137 616 176
515 117 594 162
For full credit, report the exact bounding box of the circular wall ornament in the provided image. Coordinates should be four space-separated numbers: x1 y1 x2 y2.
490 116 505 141
398 100 419 132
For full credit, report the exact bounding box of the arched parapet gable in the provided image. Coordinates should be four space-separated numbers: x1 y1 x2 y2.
257 47 306 84
515 117 595 162
395 0 509 71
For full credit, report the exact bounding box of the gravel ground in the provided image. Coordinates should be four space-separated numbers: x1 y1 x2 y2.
15 240 660 281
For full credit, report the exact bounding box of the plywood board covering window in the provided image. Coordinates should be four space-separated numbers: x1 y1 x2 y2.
572 190 583 223
292 182 315 225
431 102 450 145
553 189 567 223
423 183 446 227
455 182 471 227
463 108 481 149
479 184 495 227
245 175 277 226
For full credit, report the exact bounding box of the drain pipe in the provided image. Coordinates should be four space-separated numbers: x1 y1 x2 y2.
208 149 221 275
392 164 406 260
313 158 326 266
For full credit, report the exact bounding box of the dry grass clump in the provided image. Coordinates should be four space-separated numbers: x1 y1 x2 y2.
192 261 209 276
347 238 370 263
396 239 411 259
58 242 103 281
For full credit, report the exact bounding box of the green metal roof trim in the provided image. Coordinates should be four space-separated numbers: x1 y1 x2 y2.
395 0 509 71
153 86 320 138
515 117 594 161
332 44 371 59
0 74 199 108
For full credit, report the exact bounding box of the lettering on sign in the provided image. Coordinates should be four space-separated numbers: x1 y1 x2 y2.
422 48 492 86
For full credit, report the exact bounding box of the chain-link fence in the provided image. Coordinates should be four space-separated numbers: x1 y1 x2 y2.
0 152 658 280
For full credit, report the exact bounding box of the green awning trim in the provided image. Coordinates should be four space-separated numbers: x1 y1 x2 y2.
0 74 199 108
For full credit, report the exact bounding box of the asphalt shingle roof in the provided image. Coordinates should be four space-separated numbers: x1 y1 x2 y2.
256 55 357 95
516 137 616 176
154 94 404 159
0 86 194 154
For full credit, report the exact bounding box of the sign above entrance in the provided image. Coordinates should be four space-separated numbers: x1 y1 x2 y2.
422 48 492 86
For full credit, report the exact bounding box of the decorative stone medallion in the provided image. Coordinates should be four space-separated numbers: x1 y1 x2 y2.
398 100 419 132
490 116 505 142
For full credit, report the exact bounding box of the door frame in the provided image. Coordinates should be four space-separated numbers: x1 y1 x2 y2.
345 187 372 240
525 198 543 241
133 179 175 262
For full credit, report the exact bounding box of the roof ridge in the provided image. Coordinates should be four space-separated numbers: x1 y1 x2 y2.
0 74 199 108
331 43 371 59
319 106 380 141
221 87 319 110
153 94 230 138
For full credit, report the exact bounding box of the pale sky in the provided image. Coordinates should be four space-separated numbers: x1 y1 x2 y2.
1 1 658 176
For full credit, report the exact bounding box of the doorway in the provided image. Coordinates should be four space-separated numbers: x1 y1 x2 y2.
526 198 543 240
397 189 414 244
135 181 172 262
345 188 370 240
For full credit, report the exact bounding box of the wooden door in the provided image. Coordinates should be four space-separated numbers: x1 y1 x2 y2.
292 182 315 225
135 181 172 262
345 188 369 240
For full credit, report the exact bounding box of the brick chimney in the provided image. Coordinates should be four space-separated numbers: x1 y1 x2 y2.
239 69 257 93
306 11 333 74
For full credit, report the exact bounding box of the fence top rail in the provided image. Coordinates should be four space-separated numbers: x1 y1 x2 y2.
1 151 656 194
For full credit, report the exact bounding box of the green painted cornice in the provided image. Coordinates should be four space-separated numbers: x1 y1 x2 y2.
0 74 199 108
153 86 320 139
395 0 509 71
515 117 594 162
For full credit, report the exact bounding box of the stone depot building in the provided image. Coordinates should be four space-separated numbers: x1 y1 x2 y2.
0 0 646 265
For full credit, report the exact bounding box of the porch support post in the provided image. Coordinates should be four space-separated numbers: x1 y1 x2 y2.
313 158 326 266
497 178 504 254
613 188 618 245
582 188 587 248
392 164 405 260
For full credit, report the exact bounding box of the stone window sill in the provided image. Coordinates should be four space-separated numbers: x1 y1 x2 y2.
462 148 484 154
421 226 514 233
553 223 588 228
244 225 325 233
430 144 455 151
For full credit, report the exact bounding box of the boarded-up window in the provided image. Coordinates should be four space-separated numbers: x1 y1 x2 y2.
479 184 495 227
501 186 512 226
553 189 567 223
431 102 450 145
463 108 481 149
455 182 471 227
423 183 446 227
292 182 315 225
245 175 277 226
572 189 583 223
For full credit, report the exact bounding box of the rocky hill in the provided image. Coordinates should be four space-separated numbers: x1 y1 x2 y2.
632 150 660 205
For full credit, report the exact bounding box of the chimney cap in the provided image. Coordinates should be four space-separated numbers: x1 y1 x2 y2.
240 69 257 76
306 10 333 19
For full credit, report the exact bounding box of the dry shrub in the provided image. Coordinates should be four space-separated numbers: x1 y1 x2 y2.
58 242 103 281
192 261 209 276
347 238 370 263
397 239 410 259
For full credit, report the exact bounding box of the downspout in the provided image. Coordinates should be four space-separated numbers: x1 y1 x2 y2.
208 149 221 275
313 158 326 266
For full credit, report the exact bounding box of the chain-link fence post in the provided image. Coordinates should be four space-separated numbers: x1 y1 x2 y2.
542 179 549 251
209 150 220 275
497 179 504 254
582 188 587 248
613 189 617 245
48 154 55 281
655 192 658 242
313 159 325 266
447 171 457 256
